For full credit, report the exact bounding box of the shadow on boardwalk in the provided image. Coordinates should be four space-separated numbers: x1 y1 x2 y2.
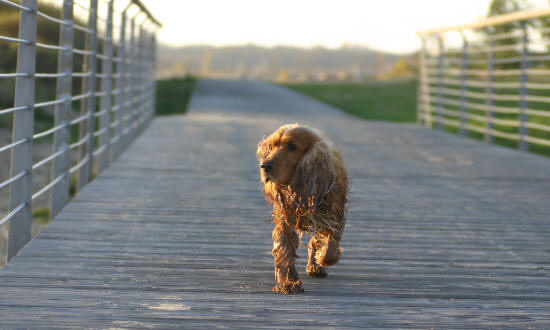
1 79 549 328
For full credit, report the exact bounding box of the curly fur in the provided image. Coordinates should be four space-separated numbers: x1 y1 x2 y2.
257 123 349 294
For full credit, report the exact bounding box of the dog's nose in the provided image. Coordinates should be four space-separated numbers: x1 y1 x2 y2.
261 162 275 173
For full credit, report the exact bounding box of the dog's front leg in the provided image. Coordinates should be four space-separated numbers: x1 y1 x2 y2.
271 222 303 294
306 234 328 277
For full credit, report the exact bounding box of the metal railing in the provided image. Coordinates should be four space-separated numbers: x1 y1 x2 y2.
417 8 550 153
0 0 160 262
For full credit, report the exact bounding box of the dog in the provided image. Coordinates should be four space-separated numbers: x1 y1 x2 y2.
257 123 349 294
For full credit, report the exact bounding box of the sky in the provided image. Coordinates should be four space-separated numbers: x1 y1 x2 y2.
142 0 549 54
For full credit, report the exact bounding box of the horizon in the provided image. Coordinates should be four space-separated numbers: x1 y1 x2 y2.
144 0 549 55
159 42 417 56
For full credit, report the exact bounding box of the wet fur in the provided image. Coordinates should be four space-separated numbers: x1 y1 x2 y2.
257 124 349 294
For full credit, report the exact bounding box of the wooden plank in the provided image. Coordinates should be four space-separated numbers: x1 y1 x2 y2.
1 79 550 327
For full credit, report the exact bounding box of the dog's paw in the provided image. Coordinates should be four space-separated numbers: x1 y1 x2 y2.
272 280 304 294
306 263 328 278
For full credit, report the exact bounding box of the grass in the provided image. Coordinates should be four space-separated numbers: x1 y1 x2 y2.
283 78 550 157
32 208 51 225
282 79 418 122
155 76 196 116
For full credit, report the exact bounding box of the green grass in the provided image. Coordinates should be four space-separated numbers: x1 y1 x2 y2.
282 79 418 122
32 207 50 225
155 76 196 116
283 78 550 157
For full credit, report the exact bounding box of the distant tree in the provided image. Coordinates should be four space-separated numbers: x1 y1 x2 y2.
487 0 530 17
379 57 417 80
536 0 550 57
484 0 531 69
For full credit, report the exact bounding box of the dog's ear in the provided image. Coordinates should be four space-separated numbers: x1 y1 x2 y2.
257 136 277 203
257 136 270 161
290 141 335 205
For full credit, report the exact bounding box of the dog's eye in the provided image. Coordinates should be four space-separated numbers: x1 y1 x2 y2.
268 144 272 151
288 143 297 151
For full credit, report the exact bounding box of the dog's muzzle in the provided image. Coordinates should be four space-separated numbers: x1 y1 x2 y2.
261 161 275 173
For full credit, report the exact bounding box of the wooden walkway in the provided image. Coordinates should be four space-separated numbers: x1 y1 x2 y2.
1 79 550 328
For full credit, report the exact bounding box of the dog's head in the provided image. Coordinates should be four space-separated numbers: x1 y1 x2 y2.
257 124 335 197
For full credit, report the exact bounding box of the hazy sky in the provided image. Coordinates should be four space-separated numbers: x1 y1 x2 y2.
143 0 549 54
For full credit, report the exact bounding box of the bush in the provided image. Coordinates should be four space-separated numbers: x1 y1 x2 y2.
155 76 196 116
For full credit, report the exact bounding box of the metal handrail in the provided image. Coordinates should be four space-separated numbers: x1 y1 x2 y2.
32 148 67 171
0 0 31 12
129 0 162 27
0 105 29 116
0 35 31 44
0 73 29 78
0 171 27 191
31 173 66 201
36 10 71 26
33 122 69 140
418 7 550 35
0 203 27 228
69 135 89 149
0 138 28 154
417 8 550 152
0 0 159 264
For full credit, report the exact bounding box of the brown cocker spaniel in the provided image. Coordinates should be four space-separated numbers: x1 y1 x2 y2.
257 123 349 294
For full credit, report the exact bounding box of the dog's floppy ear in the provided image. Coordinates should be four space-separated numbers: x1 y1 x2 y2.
257 137 269 161
290 141 335 206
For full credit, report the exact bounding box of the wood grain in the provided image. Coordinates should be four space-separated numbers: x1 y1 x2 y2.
1 79 549 328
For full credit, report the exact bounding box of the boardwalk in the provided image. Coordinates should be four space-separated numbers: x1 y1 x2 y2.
1 79 550 328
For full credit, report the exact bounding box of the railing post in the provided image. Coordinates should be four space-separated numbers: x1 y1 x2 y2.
131 22 142 138
485 27 495 144
149 31 155 124
87 0 98 180
140 28 150 132
417 37 426 126
51 0 74 218
151 33 157 120
1 0 160 266
125 16 135 146
137 24 145 133
437 34 444 130
98 0 114 171
8 0 37 261
114 9 127 158
78 0 98 190
519 21 529 151
459 31 468 136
